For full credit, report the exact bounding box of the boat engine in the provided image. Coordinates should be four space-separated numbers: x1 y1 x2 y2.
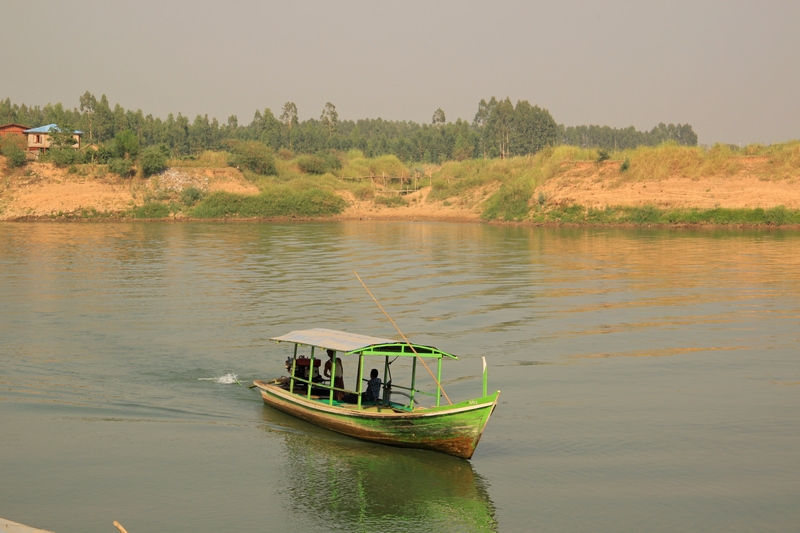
288 356 322 383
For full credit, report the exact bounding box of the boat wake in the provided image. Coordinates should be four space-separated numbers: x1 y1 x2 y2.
198 373 241 385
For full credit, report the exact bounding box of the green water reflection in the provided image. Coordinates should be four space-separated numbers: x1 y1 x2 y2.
260 406 498 533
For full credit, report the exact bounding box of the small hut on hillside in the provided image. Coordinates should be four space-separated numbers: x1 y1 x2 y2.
0 123 30 139
22 124 83 157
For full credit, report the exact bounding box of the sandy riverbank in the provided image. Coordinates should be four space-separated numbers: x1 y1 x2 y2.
2 154 799 223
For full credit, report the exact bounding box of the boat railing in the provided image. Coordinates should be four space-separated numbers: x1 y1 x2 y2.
283 349 448 412
286 366 432 411
387 383 437 408
286 363 362 405
389 383 436 397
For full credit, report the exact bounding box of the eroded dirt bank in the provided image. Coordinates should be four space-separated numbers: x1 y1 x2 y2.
538 159 800 210
2 155 799 223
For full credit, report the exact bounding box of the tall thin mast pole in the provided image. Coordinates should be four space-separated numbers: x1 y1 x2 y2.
354 271 452 405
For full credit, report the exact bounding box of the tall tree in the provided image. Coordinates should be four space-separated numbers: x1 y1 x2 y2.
257 108 282 149
487 98 514 158
512 100 558 155
188 114 212 153
280 102 298 150
113 103 127 136
94 95 114 142
320 102 338 139
453 119 476 160
79 91 96 142
473 97 497 157
432 108 446 126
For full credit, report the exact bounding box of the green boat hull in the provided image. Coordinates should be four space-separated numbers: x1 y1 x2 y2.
254 380 500 459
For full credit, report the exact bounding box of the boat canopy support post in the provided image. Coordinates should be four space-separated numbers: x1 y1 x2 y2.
289 344 298 393
482 356 488 397
327 347 335 405
308 346 316 400
436 357 443 407
410 357 417 409
357 353 365 409
383 356 390 406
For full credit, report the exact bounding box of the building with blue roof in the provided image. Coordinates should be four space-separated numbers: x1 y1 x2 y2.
23 124 83 156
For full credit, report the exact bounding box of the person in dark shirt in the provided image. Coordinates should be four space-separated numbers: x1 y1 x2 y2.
363 368 382 403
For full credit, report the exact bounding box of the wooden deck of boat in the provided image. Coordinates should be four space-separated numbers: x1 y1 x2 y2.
255 381 418 415
306 395 417 414
1 518 55 533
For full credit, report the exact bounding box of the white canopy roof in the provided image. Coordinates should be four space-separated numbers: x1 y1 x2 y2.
270 328 397 353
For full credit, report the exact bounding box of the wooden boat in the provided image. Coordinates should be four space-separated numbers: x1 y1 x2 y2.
253 328 500 459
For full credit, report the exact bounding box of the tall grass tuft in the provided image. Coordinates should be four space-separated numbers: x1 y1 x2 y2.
339 153 409 178
610 142 772 182
747 141 800 180
481 178 534 221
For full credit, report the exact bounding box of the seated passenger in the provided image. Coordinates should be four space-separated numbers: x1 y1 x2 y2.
362 368 382 403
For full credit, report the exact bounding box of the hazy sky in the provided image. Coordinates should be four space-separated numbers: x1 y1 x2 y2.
4 1 798 145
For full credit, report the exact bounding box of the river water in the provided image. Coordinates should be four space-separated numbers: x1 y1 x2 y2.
1 222 798 533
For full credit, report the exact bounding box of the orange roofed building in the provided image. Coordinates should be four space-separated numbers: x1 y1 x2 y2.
0 123 31 138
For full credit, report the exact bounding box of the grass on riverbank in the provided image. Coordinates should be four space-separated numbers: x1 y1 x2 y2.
428 142 800 221
6 140 800 222
598 140 800 183
530 204 800 226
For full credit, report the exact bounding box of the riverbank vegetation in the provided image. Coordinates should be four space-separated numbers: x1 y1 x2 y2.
2 93 799 225
531 205 800 226
2 141 800 224
147 142 800 224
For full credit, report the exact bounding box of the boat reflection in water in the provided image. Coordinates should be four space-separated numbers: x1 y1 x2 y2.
260 406 499 533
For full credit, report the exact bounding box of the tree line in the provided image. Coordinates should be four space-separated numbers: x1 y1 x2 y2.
561 122 697 150
0 92 697 165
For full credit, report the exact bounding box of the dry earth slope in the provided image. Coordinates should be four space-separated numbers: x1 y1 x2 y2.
2 154 800 222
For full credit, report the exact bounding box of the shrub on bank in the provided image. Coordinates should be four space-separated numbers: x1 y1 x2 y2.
1 136 28 168
180 187 204 206
108 157 134 177
190 186 346 218
227 141 277 175
44 147 84 167
130 202 171 218
295 154 329 175
296 151 342 175
140 145 169 177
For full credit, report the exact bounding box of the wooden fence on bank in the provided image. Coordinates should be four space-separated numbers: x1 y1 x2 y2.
338 173 433 195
